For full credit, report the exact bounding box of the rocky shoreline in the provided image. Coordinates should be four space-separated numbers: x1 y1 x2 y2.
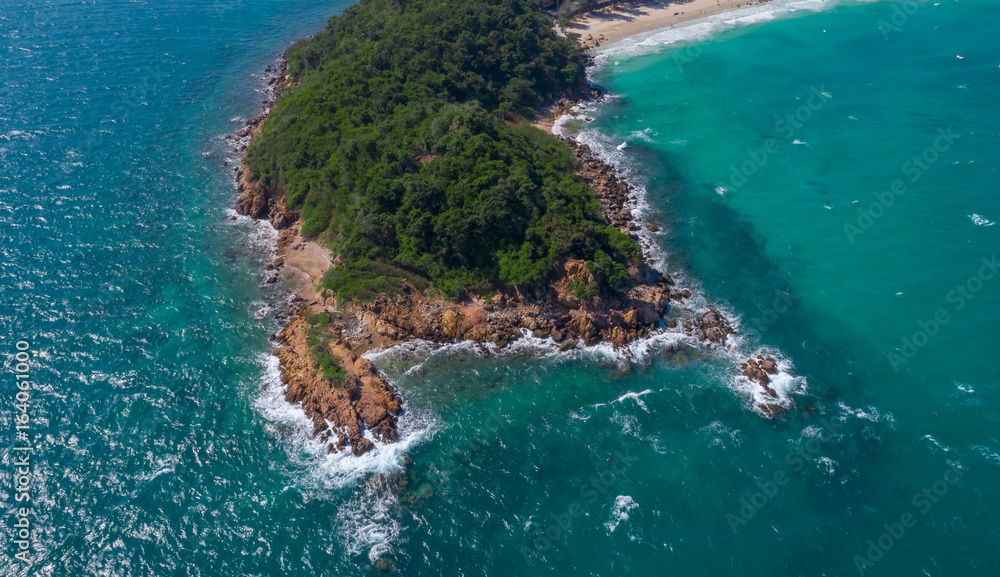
229 53 788 457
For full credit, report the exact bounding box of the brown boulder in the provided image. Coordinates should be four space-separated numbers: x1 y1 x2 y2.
235 187 267 219
440 309 462 338
635 303 660 326
610 326 629 348
351 437 375 456
687 308 734 346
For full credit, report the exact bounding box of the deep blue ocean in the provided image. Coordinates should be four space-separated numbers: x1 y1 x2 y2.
2 0 998 575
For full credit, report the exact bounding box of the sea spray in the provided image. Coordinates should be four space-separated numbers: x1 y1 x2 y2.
553 95 809 416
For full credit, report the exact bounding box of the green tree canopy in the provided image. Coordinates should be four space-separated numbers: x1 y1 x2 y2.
245 0 640 299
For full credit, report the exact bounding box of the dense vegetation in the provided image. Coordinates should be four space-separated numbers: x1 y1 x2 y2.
306 312 348 383
245 0 641 299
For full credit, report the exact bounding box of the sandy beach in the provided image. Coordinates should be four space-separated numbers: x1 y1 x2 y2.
273 226 331 305
565 0 765 47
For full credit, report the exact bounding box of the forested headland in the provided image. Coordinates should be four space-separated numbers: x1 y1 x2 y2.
243 0 641 300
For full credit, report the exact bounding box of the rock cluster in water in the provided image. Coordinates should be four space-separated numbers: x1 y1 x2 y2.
741 355 785 417
685 308 735 346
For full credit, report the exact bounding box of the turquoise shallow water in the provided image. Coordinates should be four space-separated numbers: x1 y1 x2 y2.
2 0 999 575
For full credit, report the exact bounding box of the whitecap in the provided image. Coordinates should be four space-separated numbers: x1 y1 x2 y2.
593 388 656 412
922 434 953 454
968 213 995 226
698 420 744 448
605 495 639 533
837 401 895 427
971 445 1000 465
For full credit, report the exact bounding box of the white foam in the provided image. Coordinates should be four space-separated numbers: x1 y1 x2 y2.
605 495 639 533
420 144 804 412
250 351 436 564
252 353 437 491
971 444 1000 466
698 420 745 448
837 401 895 427
968 213 995 227
336 474 402 564
731 354 808 415
922 434 953 454
549 53 824 418
594 388 657 412
367 326 695 379
593 0 841 64
557 117 672 273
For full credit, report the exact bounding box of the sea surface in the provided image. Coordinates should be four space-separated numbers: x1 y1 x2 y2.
2 0 998 575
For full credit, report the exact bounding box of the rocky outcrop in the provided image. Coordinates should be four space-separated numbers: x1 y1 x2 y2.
234 162 297 229
232 58 299 230
559 138 634 233
740 355 787 418
342 258 674 351
741 355 778 396
685 308 734 346
274 313 402 456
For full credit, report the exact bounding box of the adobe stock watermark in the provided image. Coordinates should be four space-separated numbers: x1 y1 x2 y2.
749 287 798 333
877 0 932 40
726 415 844 533
886 255 997 372
718 86 832 193
9 340 34 564
521 448 639 566
844 127 960 244
852 462 969 575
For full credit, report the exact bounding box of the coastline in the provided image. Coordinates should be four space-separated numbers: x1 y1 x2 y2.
232 5 792 457
565 0 769 48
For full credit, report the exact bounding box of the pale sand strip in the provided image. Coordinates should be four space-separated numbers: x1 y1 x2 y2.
278 227 332 305
565 0 765 47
